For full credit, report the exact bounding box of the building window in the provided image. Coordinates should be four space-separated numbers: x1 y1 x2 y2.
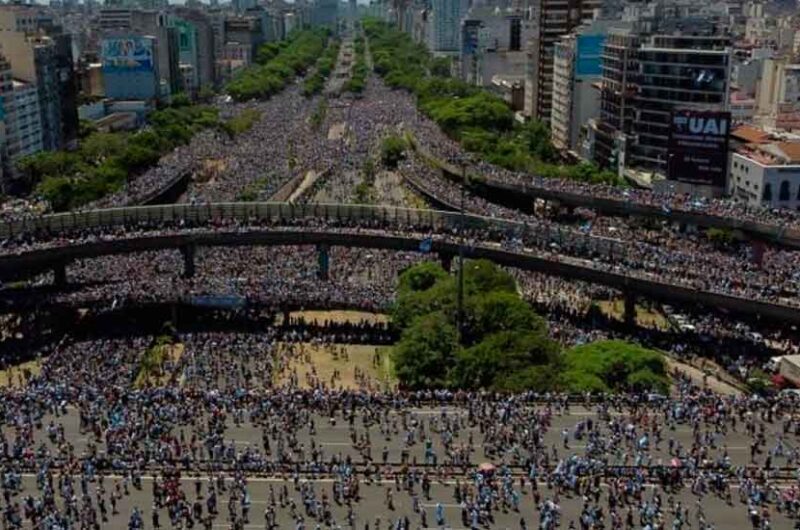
763 182 772 202
780 181 791 201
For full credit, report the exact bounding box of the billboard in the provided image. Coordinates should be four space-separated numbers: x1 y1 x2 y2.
102 37 154 73
575 35 605 77
667 110 731 188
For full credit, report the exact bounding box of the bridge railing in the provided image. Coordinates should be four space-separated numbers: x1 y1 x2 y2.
0 202 626 260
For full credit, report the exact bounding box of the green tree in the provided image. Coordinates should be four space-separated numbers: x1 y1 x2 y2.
81 133 126 164
197 85 216 102
37 176 75 211
380 135 406 168
398 261 448 293
78 119 98 139
170 93 191 107
465 291 548 344
451 330 558 389
392 260 558 391
393 312 458 390
561 340 669 393
430 57 451 77
463 259 516 295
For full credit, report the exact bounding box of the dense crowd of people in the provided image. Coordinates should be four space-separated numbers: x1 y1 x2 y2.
0 66 797 382
2 40 800 530
397 154 800 308
406 100 800 233
4 66 799 314
3 197 799 314
0 327 798 528
9 246 423 314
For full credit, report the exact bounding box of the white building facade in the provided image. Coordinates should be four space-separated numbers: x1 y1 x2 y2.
729 150 800 209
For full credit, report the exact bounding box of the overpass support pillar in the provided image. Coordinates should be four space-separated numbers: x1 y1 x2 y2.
750 239 766 267
171 304 179 330
623 292 636 327
317 244 330 280
439 253 453 272
181 244 196 279
53 262 68 287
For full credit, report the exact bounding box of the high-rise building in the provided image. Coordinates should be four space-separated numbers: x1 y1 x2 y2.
0 32 68 152
594 27 732 194
0 6 55 34
99 8 136 31
9 80 44 161
0 5 78 148
284 12 298 36
311 0 338 27
523 0 600 123
550 22 611 154
173 8 216 91
755 57 800 130
133 12 180 96
431 0 466 52
224 15 264 64
459 8 533 87
0 52 46 191
52 32 78 149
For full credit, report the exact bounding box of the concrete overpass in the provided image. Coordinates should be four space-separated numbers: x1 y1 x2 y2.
1 203 799 324
410 141 800 248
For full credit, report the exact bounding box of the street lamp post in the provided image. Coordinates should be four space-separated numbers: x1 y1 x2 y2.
457 160 466 342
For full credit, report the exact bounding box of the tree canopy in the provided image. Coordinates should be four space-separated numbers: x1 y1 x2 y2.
380 135 406 168
363 19 625 186
392 260 559 391
391 261 670 394
561 340 670 394
343 35 368 95
227 29 331 102
22 103 220 211
303 38 340 97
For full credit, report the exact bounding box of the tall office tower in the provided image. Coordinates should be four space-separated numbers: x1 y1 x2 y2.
174 8 216 91
550 21 612 154
232 0 258 13
0 5 55 33
431 0 466 52
311 0 338 27
131 11 181 97
459 9 532 87
755 57 800 130
0 54 14 191
99 7 135 31
52 32 78 148
594 25 731 196
0 5 78 148
523 0 600 123
0 32 66 152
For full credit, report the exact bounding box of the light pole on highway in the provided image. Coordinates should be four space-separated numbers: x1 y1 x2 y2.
457 158 467 343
